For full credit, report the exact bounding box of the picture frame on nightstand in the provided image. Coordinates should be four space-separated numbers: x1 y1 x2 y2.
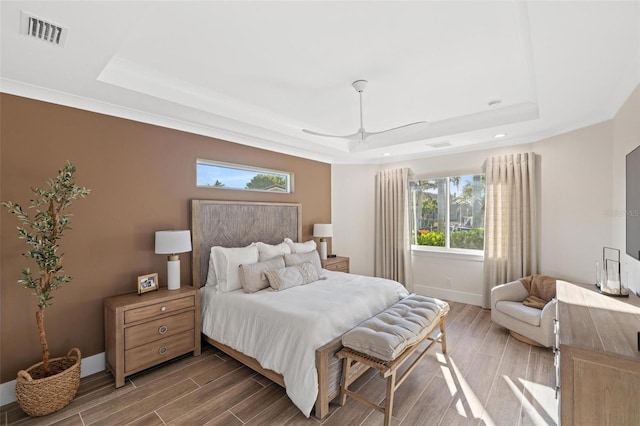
137 272 159 294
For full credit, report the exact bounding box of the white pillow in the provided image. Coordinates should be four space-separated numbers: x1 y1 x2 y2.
255 241 291 261
264 262 319 291
211 244 259 293
284 238 317 254
284 251 324 278
205 254 218 288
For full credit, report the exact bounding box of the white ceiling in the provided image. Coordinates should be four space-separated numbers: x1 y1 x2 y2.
1 1 639 164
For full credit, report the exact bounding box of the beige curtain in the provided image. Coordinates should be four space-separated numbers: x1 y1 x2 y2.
483 153 538 308
375 168 412 286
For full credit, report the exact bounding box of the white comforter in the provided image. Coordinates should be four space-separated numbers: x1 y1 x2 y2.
200 270 409 417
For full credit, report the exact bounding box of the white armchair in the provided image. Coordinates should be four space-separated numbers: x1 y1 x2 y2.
490 280 556 347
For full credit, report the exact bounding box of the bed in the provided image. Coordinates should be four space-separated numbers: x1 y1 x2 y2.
191 200 409 418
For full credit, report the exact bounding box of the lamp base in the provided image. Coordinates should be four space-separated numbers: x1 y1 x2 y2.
319 239 327 260
167 257 181 290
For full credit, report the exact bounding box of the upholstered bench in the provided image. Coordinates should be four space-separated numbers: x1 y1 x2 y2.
337 294 449 426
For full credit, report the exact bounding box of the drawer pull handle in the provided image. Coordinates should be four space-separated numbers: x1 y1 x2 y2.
158 325 168 335
158 346 168 355
160 306 167 312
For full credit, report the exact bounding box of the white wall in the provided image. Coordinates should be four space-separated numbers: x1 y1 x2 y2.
612 85 640 295
410 250 485 305
535 121 613 283
332 97 633 304
331 164 379 275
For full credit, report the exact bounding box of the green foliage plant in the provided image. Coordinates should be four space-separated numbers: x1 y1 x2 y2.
416 228 484 249
2 162 90 376
451 228 485 250
245 174 286 190
417 230 445 247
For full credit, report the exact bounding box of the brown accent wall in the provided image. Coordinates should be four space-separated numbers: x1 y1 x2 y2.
0 94 331 383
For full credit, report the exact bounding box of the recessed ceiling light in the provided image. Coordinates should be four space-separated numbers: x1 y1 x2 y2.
494 133 507 138
488 99 502 107
382 153 391 156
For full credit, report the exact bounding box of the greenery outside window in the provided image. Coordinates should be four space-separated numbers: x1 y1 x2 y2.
197 159 293 193
410 174 485 252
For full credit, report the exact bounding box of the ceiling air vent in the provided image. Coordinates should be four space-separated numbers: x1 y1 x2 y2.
21 11 69 47
428 141 452 149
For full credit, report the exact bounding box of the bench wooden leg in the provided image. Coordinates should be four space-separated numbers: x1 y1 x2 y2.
440 319 447 353
339 357 351 406
384 372 396 426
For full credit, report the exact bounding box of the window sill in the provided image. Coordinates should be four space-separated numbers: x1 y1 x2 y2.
410 245 484 262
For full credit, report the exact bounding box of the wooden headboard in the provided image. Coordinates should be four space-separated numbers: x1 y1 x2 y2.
191 200 302 288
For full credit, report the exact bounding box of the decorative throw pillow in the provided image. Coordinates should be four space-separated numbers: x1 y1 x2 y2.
211 244 259 293
239 256 285 293
264 262 319 291
284 238 317 254
284 251 324 277
255 241 291 261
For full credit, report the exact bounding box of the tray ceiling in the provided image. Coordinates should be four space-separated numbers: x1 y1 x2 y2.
1 1 638 163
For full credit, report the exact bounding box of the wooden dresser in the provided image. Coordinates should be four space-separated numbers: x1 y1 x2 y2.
321 256 350 273
555 281 640 425
104 286 201 387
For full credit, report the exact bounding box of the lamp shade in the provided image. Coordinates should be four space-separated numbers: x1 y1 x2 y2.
155 230 192 254
313 224 333 238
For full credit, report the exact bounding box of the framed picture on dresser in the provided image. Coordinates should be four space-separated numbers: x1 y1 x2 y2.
137 273 158 294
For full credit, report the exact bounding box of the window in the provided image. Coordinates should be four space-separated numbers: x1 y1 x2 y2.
196 159 293 193
410 174 485 251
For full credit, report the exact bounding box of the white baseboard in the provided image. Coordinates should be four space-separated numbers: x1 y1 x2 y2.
413 284 483 306
1 352 105 406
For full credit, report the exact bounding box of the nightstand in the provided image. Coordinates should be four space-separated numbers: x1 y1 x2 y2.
104 286 201 388
321 256 350 273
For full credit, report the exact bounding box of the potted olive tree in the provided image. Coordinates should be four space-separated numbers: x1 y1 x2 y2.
2 161 90 416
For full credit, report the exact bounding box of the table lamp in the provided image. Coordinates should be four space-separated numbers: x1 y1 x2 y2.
313 224 333 260
155 230 192 290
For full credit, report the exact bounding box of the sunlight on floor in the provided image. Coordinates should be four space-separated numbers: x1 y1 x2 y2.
437 352 496 425
519 377 559 425
434 351 558 426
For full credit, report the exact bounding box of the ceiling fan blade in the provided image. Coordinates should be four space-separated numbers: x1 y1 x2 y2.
302 128 362 140
366 121 429 137
363 121 431 145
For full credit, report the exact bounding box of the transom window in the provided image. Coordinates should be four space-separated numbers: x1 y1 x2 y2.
197 159 293 193
410 174 485 252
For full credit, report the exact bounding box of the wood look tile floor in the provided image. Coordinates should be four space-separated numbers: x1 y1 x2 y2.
1 302 558 426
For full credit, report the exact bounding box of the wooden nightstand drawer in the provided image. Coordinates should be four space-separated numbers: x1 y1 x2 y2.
321 256 350 273
125 310 194 349
125 330 195 374
324 262 348 272
124 295 194 324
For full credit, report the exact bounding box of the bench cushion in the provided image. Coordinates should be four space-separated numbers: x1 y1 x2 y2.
342 294 449 362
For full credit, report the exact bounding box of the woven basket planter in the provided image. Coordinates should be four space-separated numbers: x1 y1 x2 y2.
15 348 81 417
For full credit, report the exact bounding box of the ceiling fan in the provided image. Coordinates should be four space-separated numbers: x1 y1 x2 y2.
302 80 429 144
